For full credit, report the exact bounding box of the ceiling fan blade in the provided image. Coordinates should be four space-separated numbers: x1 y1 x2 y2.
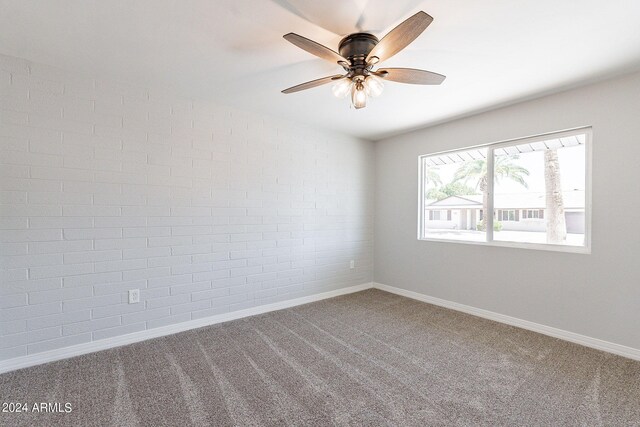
283 33 349 65
366 11 433 64
377 68 446 85
282 75 346 94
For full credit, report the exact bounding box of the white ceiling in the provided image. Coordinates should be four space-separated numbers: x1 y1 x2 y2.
1 0 640 140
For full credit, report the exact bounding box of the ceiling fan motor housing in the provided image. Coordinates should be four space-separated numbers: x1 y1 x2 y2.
338 33 379 75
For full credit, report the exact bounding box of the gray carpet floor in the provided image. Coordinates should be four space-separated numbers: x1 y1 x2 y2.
1 289 640 426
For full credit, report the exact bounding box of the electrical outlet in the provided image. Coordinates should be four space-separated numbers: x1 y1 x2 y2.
350 260 355 269
128 289 140 304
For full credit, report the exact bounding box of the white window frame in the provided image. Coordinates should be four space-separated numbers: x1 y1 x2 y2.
417 126 592 254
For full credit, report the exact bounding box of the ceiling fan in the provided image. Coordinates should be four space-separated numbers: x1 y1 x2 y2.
281 11 445 109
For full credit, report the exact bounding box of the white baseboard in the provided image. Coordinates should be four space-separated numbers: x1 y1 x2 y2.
373 282 640 362
0 282 374 374
3 281 638 374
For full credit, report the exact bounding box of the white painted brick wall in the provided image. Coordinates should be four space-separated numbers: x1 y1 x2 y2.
0 53 374 361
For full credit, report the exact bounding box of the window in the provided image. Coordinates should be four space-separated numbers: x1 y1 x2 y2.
421 147 488 242
522 209 543 219
499 210 517 221
418 128 591 252
429 210 449 221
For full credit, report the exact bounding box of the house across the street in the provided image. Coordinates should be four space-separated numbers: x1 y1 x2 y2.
424 190 585 233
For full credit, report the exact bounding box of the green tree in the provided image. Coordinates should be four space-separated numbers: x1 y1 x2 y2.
453 156 530 231
426 181 477 201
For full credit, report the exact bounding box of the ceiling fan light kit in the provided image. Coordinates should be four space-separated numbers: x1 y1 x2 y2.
282 11 446 109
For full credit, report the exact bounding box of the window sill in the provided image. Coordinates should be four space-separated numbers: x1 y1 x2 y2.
417 237 591 254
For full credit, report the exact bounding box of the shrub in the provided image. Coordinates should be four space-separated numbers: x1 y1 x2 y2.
476 221 503 231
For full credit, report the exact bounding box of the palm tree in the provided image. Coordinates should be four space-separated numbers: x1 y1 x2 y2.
423 166 443 205
453 156 529 231
424 166 442 188
544 149 566 243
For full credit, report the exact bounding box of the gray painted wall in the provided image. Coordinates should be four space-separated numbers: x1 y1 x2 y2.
374 71 640 350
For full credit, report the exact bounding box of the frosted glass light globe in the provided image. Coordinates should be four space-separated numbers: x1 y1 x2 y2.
351 81 367 109
364 75 384 97
332 78 352 98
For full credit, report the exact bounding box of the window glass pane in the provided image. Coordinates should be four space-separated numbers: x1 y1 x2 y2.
421 148 487 242
492 134 586 246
